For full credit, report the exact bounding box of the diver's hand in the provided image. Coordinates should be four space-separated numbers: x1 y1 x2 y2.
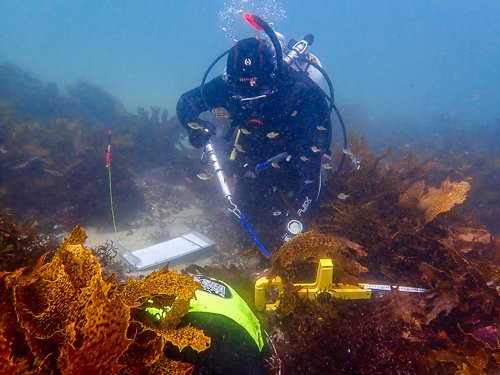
188 121 216 149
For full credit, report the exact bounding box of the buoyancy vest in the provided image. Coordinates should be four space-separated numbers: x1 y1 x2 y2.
145 275 264 352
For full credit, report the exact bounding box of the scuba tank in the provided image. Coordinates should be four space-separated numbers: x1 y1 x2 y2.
280 33 325 89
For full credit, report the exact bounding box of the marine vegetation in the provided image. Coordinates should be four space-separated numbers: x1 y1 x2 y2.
392 117 500 237
262 131 500 374
0 226 210 375
2 61 500 374
0 63 193 230
91 239 118 267
0 208 57 272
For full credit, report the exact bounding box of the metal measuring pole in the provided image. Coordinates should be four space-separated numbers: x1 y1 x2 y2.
204 141 241 217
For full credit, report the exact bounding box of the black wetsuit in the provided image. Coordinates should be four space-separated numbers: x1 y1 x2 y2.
177 66 332 251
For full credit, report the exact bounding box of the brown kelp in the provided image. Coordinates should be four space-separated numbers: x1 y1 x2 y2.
0 226 209 375
0 208 57 272
262 131 500 374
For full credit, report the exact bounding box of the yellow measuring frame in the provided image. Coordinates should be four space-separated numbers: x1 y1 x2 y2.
255 259 372 311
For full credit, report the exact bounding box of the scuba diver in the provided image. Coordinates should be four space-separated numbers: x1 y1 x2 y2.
149 274 271 375
176 14 344 255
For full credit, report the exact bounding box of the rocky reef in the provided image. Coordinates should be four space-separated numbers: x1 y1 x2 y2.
0 63 191 231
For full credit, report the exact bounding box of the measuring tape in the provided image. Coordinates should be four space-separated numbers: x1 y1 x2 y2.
362 284 429 293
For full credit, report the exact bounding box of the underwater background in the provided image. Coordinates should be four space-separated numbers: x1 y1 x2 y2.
1 1 500 374
2 1 499 131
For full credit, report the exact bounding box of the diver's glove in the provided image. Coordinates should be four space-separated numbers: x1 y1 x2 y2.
188 121 216 149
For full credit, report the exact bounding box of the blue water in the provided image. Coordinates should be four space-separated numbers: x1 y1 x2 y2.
1 0 499 131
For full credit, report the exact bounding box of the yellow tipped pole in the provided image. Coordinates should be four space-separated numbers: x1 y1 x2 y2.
230 129 242 160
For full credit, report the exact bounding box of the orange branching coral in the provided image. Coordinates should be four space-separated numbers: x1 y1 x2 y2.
0 226 210 374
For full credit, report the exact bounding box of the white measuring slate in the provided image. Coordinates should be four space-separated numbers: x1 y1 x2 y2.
121 231 215 271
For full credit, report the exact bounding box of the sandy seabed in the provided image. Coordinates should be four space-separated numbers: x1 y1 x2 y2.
66 166 263 279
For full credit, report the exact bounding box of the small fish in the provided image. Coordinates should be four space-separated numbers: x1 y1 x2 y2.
0 144 8 153
185 177 193 183
240 128 251 135
305 180 313 184
342 148 361 169
197 173 212 181
235 144 245 153
43 169 63 177
286 155 292 162
351 157 361 169
267 132 279 139
458 165 471 172
291 111 297 117
300 156 310 161
316 126 327 131
12 156 40 169
337 193 350 200
322 164 333 170
311 146 321 153
271 162 280 169
212 107 229 119
188 122 203 130
342 148 354 157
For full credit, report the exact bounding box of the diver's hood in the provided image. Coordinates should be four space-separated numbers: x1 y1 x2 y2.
226 37 277 100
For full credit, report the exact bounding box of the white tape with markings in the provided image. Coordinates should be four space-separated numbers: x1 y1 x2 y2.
362 284 429 293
